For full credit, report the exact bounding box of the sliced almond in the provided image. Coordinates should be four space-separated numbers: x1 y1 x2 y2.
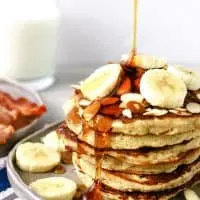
196 93 200 100
127 101 145 114
66 107 82 134
116 76 132 95
93 115 113 132
119 102 127 108
83 101 101 121
100 97 120 106
175 108 187 112
186 102 200 114
80 64 122 101
100 104 122 118
78 107 84 117
122 109 132 119
79 99 92 107
143 108 168 116
169 109 192 116
121 93 144 104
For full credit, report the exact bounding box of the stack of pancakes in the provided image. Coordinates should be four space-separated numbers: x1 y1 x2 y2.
57 55 200 199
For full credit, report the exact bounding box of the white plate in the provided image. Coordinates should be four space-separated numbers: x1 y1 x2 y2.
7 121 200 200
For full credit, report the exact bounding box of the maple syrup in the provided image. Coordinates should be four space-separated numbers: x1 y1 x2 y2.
81 1 139 199
126 0 139 67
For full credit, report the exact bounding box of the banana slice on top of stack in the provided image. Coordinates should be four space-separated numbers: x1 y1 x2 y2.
79 55 200 112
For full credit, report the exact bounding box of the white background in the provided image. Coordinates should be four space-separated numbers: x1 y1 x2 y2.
56 0 200 71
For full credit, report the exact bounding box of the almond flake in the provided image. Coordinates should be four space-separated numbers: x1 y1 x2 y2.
100 97 120 106
175 108 187 112
119 102 127 108
127 101 145 114
116 76 132 95
121 93 144 104
186 102 200 114
100 104 122 117
83 101 101 121
122 109 132 118
79 99 92 107
196 93 200 100
169 109 192 116
143 108 168 116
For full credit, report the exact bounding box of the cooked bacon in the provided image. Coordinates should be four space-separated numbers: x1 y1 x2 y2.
14 98 47 116
0 124 15 144
0 91 47 144
0 91 46 117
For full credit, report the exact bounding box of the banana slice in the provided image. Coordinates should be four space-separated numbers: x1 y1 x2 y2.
186 102 200 114
16 142 61 172
167 65 200 90
133 55 167 69
184 189 200 200
121 93 144 104
30 177 77 200
42 131 61 151
140 69 187 108
80 64 122 101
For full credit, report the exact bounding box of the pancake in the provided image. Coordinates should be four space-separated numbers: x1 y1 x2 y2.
71 93 200 136
77 148 200 174
65 122 200 149
112 114 200 136
76 170 200 200
73 153 200 192
57 124 200 165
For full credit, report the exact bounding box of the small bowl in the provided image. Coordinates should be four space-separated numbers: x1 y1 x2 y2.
0 77 44 157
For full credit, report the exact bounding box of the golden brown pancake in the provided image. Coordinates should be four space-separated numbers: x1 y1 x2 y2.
57 124 200 166
76 170 200 200
73 153 200 192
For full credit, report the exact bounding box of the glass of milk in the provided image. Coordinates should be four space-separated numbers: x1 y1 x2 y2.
0 0 60 91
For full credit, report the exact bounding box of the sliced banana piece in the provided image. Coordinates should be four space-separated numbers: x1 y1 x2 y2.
16 142 61 172
80 64 122 101
42 131 61 151
30 177 77 200
184 189 200 200
133 55 167 69
140 69 187 109
121 93 144 104
168 65 200 90
186 102 200 114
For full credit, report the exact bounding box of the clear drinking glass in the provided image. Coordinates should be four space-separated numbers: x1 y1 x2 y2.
0 0 60 91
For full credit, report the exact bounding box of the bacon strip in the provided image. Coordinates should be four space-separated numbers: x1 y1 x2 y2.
0 124 15 144
0 91 46 117
0 91 47 144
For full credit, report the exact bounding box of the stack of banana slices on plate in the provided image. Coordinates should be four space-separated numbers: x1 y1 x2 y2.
57 54 200 200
